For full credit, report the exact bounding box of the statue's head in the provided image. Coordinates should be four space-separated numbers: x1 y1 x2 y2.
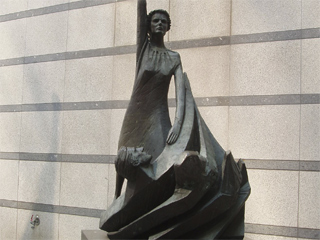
147 9 171 36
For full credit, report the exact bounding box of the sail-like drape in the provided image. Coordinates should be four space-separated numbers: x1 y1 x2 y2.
100 74 250 239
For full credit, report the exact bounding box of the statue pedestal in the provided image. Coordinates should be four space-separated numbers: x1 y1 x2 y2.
81 230 108 240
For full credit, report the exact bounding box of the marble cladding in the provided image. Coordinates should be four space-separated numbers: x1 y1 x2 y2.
20 111 63 153
27 0 69 9
109 109 126 155
231 0 302 35
23 61 66 104
59 214 100 240
300 104 320 161
0 1 319 240
60 162 109 209
25 12 68 56
66 4 115 51
169 0 231 41
61 110 111 155
64 56 114 102
228 105 300 160
114 0 137 47
0 207 17 240
299 171 320 229
230 40 301 96
112 53 136 100
147 0 170 15
0 112 21 152
0 65 24 105
301 38 320 94
302 0 320 29
0 160 19 200
17 209 59 240
14 209 101 240
0 0 28 15
18 161 61 205
198 106 229 150
107 165 117 208
0 207 101 240
245 169 299 227
0 19 26 60
179 46 230 97
115 0 228 45
244 234 297 240
168 107 175 127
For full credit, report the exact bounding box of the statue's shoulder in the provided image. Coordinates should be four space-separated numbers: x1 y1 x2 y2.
167 49 181 62
167 49 180 57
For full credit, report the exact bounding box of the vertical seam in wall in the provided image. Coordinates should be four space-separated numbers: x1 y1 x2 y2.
109 60 114 154
16 162 20 240
168 0 171 42
59 3 70 207
113 2 117 47
16 8 29 237
227 0 233 150
111 1 117 156
19 9 28 152
297 0 303 235
57 213 60 240
58 4 71 240
111 1 116 157
106 164 110 208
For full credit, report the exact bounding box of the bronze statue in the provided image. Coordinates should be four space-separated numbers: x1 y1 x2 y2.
100 1 250 239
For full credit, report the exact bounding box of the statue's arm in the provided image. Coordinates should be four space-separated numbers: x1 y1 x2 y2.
136 0 147 63
166 62 185 145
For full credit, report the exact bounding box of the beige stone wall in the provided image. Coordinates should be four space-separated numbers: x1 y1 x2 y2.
0 0 319 239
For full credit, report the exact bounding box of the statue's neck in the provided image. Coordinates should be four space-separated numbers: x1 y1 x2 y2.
149 34 165 48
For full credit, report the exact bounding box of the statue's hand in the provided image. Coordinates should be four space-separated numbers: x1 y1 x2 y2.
166 120 182 145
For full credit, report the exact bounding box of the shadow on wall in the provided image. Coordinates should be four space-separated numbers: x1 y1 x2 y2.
19 70 62 239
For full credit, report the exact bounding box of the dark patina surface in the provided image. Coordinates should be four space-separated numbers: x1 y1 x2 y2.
99 1 250 239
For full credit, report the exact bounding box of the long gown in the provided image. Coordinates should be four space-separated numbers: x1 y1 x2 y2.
118 40 181 161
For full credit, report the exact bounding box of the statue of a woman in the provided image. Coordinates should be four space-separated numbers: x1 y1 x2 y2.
114 1 185 199
100 1 250 239
118 4 185 158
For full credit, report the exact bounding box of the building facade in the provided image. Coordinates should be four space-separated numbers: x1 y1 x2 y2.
0 0 319 239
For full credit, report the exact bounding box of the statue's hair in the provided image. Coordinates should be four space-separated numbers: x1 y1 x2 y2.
147 9 171 32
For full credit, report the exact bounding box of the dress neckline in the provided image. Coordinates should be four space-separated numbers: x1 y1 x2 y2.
149 42 168 54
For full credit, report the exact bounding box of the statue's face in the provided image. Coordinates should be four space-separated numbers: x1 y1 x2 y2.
150 13 169 36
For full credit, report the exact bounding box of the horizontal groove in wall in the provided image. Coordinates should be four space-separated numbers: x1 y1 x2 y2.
244 159 320 172
0 199 319 239
0 94 319 113
245 223 320 239
0 152 319 172
0 152 115 164
0 28 319 67
0 0 123 23
0 199 18 208
0 199 102 218
18 201 103 218
231 28 320 45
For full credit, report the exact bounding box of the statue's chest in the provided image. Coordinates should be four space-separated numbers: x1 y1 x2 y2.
142 49 176 77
